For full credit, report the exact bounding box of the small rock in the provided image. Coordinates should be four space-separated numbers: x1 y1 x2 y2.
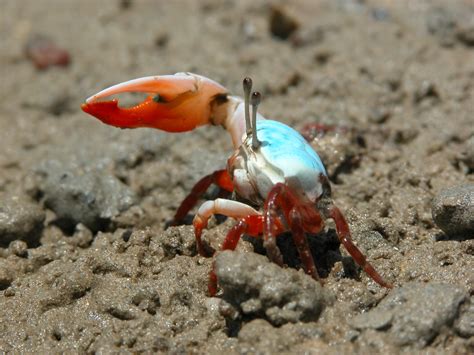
269 6 299 40
291 27 324 47
3 287 15 297
457 21 474 46
368 107 391 124
24 35 70 70
0 263 14 290
432 185 474 237
458 136 474 173
455 299 474 338
426 8 457 47
413 80 440 104
68 224 94 248
351 283 467 347
8 240 28 258
0 194 45 246
214 251 326 326
38 261 94 312
46 95 73 116
313 49 332 65
305 125 363 182
154 226 196 260
154 32 169 48
371 8 390 22
237 319 289 351
351 308 393 330
118 0 133 10
38 162 137 233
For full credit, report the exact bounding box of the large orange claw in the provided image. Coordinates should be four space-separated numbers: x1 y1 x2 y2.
81 73 229 132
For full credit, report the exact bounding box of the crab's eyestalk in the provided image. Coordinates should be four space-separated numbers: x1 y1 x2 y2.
243 77 252 134
251 91 262 149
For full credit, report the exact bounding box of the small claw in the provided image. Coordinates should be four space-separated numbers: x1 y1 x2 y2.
81 73 228 132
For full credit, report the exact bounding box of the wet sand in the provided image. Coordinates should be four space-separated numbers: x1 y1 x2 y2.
0 0 473 353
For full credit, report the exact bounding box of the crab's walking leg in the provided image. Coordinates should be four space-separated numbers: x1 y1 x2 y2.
263 187 286 267
288 209 320 281
265 183 323 280
328 205 393 288
193 199 260 256
208 215 267 296
171 169 233 226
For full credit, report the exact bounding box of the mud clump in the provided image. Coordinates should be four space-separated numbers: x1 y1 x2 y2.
455 300 474 338
37 160 137 233
304 126 364 182
351 283 468 347
427 7 474 47
426 7 458 47
269 6 299 40
432 184 474 238
24 35 70 70
237 319 324 353
0 193 45 246
214 251 327 326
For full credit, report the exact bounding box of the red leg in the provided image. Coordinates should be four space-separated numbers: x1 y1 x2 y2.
263 185 287 266
193 199 260 256
208 265 219 297
328 205 393 288
208 215 266 296
171 169 233 225
288 209 320 281
264 183 323 281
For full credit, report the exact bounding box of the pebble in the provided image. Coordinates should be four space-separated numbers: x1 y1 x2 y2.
455 300 474 338
269 6 299 40
459 136 474 173
457 20 474 46
432 185 474 237
0 194 45 246
426 7 457 47
24 35 70 70
8 240 28 258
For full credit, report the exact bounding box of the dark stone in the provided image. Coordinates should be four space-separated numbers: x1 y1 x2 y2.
269 6 299 40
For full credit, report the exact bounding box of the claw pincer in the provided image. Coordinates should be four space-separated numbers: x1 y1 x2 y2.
81 74 228 132
82 72 393 295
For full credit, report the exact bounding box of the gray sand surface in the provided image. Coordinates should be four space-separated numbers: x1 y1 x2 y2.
1 0 473 353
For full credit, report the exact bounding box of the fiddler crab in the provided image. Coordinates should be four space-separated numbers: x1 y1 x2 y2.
82 73 393 295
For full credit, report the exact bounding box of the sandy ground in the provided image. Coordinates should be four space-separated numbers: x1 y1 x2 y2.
0 0 473 353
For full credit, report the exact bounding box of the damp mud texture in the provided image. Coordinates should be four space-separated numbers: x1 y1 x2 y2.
1 0 473 353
